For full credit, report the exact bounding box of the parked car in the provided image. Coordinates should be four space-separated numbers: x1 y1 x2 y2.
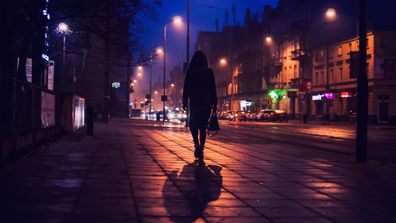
231 111 247 122
156 111 169 121
246 112 257 121
227 111 236 121
257 109 274 121
167 110 187 122
271 110 289 122
219 111 230 120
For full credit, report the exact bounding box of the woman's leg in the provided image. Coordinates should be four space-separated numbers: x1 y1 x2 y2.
199 128 206 147
190 128 199 146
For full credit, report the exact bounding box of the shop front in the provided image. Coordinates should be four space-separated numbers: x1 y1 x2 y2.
312 92 335 119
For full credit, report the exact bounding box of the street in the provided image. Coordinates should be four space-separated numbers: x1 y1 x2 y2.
1 119 395 223
218 120 396 164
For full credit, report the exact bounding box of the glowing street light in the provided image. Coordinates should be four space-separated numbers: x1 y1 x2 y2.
172 16 183 25
57 22 69 34
138 66 143 71
219 58 227 66
325 8 337 20
171 83 175 87
56 22 72 92
133 80 137 83
137 72 142 77
156 47 163 55
265 36 273 45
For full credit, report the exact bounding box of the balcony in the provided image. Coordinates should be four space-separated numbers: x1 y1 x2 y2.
290 77 311 89
291 49 310 62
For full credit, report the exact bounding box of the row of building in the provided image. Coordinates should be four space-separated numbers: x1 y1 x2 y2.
194 0 396 124
1 0 134 162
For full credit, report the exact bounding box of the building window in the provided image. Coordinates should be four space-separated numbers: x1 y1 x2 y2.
330 69 334 83
321 71 325 85
315 72 319 85
338 46 342 56
293 65 297 78
339 67 343 81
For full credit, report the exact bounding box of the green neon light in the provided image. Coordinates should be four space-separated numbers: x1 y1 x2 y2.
269 90 278 99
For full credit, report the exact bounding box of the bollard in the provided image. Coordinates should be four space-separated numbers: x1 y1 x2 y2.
86 106 94 135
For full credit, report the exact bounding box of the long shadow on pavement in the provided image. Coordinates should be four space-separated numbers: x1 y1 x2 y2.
163 162 222 222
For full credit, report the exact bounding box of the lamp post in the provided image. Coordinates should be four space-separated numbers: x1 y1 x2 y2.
149 48 163 114
56 22 71 92
219 58 235 111
324 8 337 124
162 16 182 123
323 5 367 162
184 0 191 127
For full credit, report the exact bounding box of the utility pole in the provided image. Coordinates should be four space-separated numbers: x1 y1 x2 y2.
185 0 190 127
103 3 110 123
149 57 153 113
187 0 190 65
356 0 368 163
163 24 167 123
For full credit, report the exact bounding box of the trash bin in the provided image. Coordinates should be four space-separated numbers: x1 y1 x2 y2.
86 106 94 135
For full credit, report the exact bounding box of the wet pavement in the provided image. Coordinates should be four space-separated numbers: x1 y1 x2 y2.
1 119 396 223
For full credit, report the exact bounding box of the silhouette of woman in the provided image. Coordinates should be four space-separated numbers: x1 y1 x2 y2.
183 51 217 161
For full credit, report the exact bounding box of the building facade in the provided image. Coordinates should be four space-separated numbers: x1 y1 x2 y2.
194 0 396 123
311 31 396 123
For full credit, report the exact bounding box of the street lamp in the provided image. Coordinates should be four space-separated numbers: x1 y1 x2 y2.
163 16 183 122
325 8 337 20
148 47 163 114
56 22 71 92
265 35 273 45
219 58 227 66
323 5 367 162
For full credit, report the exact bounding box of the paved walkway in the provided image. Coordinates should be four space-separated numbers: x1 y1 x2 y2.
1 119 395 223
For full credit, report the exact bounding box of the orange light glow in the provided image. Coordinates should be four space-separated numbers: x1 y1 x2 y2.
325 8 336 20
265 36 272 44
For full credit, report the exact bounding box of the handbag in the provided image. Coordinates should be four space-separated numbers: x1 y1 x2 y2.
207 110 220 136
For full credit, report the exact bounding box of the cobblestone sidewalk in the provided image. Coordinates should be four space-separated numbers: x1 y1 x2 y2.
0 119 395 223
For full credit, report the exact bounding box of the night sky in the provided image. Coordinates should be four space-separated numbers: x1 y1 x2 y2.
134 0 278 101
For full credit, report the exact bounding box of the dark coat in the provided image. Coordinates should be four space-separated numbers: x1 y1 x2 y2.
183 67 217 111
183 51 217 129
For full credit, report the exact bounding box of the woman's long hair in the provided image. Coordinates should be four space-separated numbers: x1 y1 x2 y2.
189 51 208 69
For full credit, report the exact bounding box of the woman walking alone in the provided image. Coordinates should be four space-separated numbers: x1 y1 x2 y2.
183 51 217 161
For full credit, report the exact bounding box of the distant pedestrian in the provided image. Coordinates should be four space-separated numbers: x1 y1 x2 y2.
183 51 217 161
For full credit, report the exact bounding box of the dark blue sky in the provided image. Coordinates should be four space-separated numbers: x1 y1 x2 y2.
134 0 277 100
140 0 277 66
